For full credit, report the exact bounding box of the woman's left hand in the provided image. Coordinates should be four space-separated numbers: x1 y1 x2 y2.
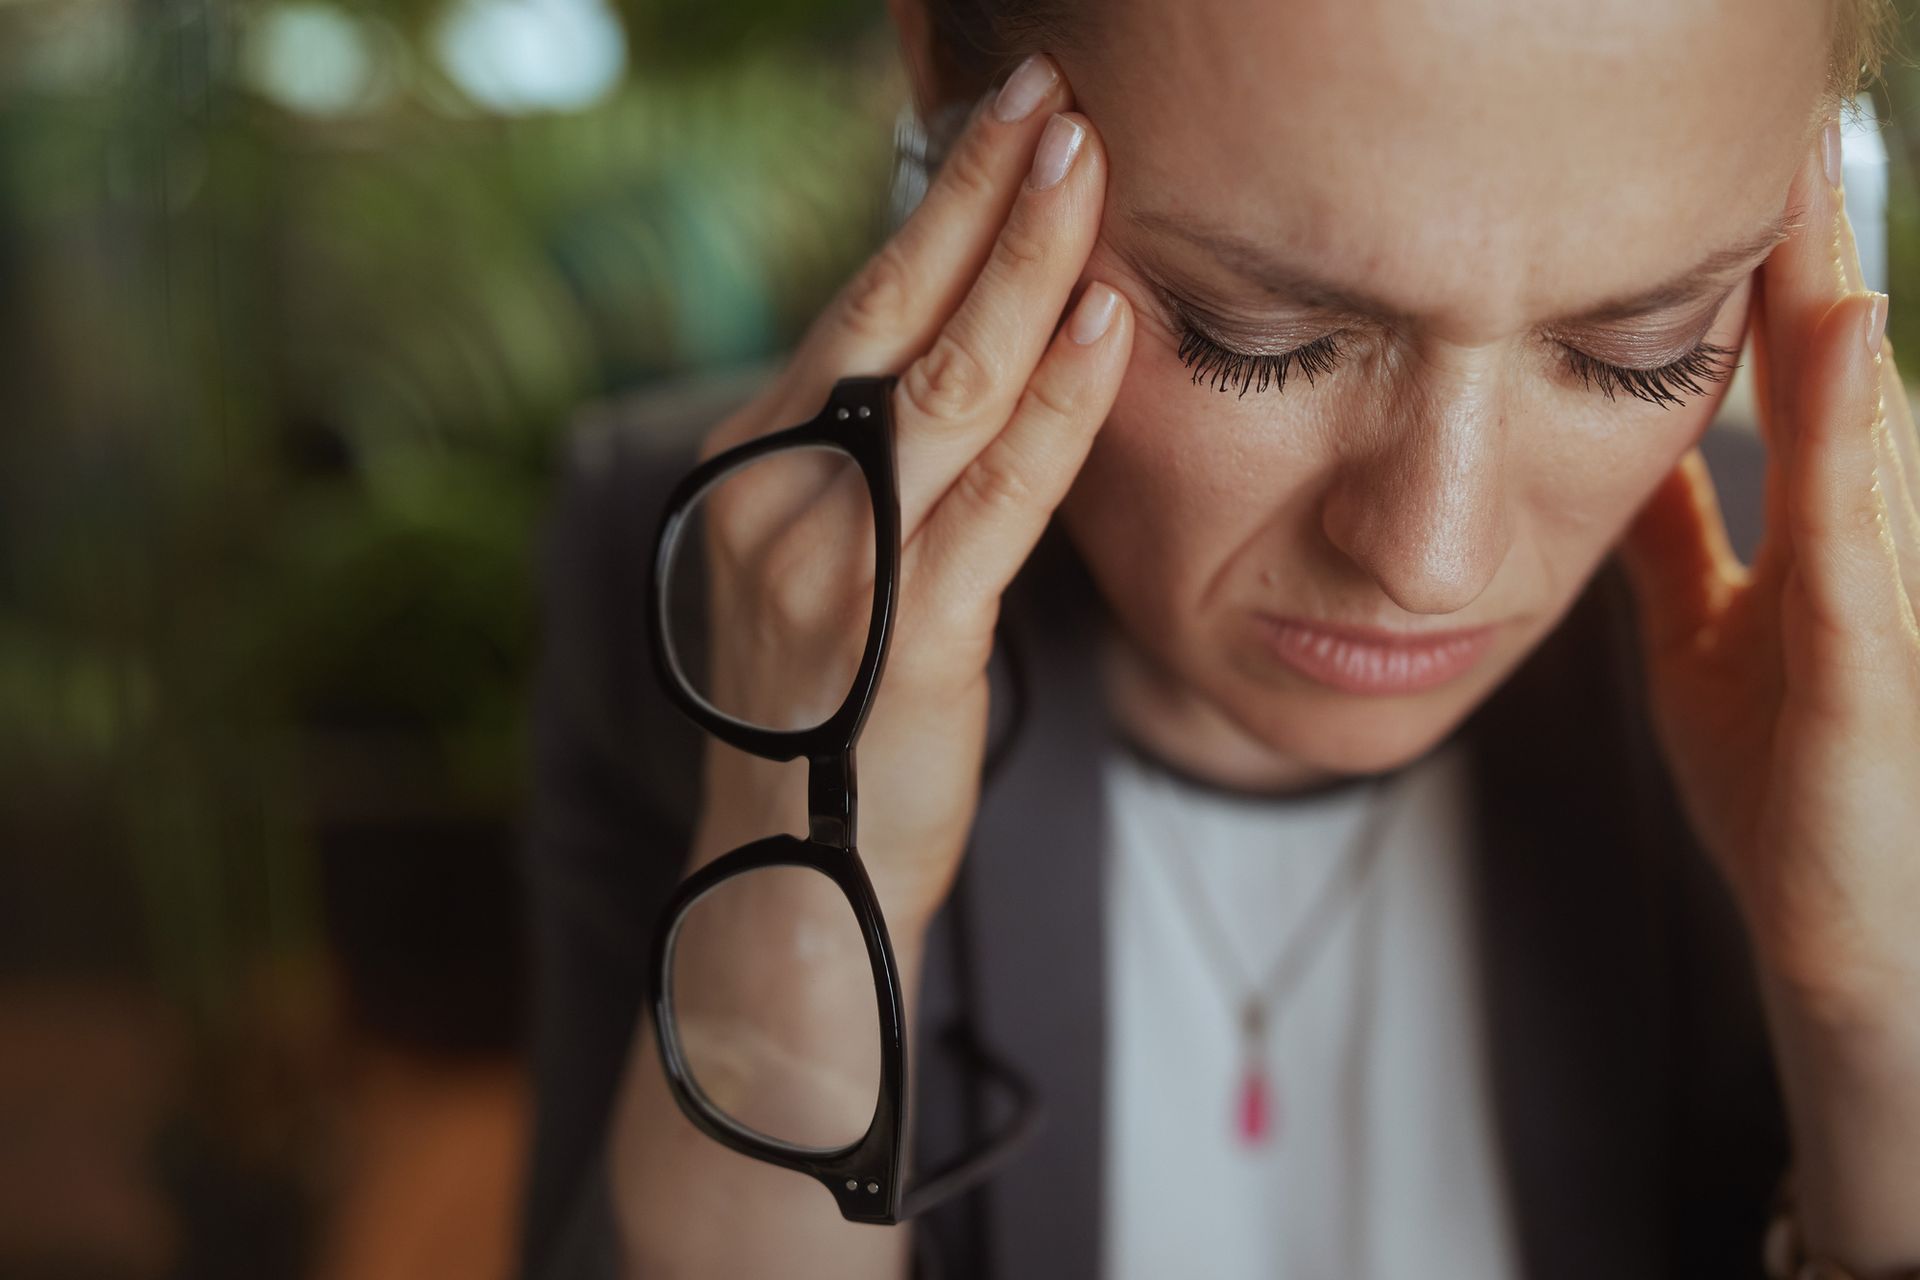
1618 116 1920 1267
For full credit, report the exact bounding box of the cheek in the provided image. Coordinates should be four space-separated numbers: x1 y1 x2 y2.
1060 266 1339 629
1521 413 1696 547
1520 284 1750 551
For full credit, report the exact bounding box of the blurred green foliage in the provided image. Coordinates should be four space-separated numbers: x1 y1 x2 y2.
0 0 903 1027
8 0 1920 1039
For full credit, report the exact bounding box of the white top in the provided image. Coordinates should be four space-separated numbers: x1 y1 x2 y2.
1100 735 1524 1279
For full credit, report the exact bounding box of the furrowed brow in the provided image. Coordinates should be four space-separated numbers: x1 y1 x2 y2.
1124 205 1799 327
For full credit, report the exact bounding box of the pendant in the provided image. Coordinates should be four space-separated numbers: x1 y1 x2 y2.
1237 1063 1276 1146
1237 1002 1278 1147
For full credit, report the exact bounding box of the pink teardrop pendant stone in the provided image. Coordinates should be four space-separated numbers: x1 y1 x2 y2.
1237 1066 1276 1146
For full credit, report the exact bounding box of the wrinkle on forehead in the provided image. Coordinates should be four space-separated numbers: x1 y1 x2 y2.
1074 0 1830 342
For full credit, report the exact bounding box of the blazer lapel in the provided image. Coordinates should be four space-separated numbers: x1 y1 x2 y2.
1460 556 1675 1280
958 518 1117 1280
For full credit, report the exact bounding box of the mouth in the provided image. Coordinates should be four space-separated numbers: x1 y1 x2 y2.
1253 613 1500 696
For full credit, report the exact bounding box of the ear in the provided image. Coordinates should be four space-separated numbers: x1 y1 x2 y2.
884 0 942 118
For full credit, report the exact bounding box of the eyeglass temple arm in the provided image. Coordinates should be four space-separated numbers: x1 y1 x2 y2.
894 1025 1042 1221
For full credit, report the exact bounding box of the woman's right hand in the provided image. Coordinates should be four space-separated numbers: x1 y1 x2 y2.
685 54 1132 936
614 60 1128 1271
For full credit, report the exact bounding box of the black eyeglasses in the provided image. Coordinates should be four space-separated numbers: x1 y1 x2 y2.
644 372 1039 1226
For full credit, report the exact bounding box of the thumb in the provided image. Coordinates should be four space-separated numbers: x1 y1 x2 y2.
1616 446 1741 660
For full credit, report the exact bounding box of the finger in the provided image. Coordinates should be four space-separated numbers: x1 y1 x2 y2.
1876 334 1920 516
1871 332 1920 598
1759 117 1853 458
906 280 1133 631
1617 445 1743 660
1746 274 1797 593
1749 269 1781 452
768 54 1071 429
1836 190 1868 296
705 437 860 563
1785 290 1911 686
1829 116 1868 296
695 56 1069 544
1748 181 1871 455
890 109 1108 536
770 105 1108 599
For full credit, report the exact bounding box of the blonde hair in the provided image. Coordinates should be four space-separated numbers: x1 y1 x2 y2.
1831 0 1900 112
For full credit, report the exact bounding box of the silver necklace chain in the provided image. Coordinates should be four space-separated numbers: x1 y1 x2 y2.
1124 759 1410 1040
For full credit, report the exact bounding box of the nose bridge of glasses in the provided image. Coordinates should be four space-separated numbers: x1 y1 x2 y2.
806 750 857 849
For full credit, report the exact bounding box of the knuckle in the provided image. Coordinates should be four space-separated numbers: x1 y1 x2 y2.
841 243 914 338
758 516 875 628
988 215 1050 276
696 482 759 567
755 527 828 629
902 333 995 425
703 460 768 532
1019 373 1081 428
955 448 1035 519
937 128 1000 202
1851 480 1883 532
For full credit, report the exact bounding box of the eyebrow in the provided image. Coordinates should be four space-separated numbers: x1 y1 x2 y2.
1123 205 1800 327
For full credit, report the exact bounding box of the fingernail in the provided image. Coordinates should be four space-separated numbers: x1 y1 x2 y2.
992 53 1058 124
1028 113 1084 190
1864 291 1889 356
1822 117 1844 189
1070 282 1119 345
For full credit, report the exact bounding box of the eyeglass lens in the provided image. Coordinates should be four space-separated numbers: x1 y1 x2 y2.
662 443 877 735
666 862 884 1152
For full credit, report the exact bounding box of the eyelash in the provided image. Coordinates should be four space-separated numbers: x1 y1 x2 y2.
1173 324 1741 410
1559 341 1740 409
1175 327 1346 398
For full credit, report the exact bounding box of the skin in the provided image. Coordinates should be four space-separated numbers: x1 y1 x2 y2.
1050 0 1827 788
1037 1 1920 1264
607 0 1920 1272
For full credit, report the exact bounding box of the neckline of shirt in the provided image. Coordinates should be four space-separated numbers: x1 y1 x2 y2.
1110 727 1415 812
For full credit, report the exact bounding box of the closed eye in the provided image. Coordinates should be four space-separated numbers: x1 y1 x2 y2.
1555 340 1740 409
1171 320 1740 410
1173 325 1348 398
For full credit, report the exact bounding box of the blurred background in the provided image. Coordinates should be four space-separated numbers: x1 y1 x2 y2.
0 2 1914 1276
1 0 895 1274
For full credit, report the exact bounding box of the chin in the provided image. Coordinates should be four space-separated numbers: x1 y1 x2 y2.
1236 696 1475 778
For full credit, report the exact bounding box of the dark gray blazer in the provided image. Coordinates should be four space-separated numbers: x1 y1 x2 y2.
516 363 1788 1280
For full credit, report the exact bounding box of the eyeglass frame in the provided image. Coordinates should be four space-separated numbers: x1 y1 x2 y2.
643 372 1040 1226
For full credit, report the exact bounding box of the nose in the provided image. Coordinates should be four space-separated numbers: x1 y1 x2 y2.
1319 384 1513 616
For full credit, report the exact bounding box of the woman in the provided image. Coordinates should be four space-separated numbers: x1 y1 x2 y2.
516 1 1920 1277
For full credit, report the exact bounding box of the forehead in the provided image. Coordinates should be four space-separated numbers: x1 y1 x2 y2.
1065 0 1831 332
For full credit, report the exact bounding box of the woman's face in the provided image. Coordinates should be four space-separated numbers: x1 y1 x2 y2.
1053 0 1831 777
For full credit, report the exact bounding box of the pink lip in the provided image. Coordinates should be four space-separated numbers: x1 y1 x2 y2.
1254 614 1499 696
